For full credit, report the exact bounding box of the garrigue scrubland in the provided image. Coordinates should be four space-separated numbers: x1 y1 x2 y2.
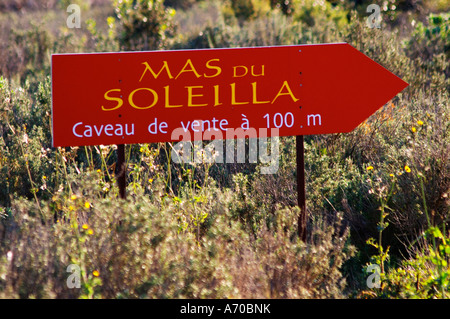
0 0 448 298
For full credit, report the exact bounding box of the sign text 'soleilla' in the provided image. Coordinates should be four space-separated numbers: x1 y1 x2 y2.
100 58 299 112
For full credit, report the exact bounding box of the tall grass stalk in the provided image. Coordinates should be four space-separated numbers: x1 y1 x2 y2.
419 174 447 298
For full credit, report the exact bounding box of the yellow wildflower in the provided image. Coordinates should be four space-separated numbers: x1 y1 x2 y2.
366 166 374 171
87 229 94 235
404 165 411 173
71 194 77 200
84 202 90 209
92 270 100 277
411 127 416 133
417 120 424 126
82 224 89 230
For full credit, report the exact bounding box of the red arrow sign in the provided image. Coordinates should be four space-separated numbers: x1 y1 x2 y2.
51 43 408 147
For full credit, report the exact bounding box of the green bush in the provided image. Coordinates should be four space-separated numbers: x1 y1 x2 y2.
113 0 177 51
0 175 354 298
290 0 349 28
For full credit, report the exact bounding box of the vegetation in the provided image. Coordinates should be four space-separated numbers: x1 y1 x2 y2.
0 0 448 299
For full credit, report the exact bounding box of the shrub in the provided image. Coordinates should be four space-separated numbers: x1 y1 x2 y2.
112 0 177 51
0 176 354 298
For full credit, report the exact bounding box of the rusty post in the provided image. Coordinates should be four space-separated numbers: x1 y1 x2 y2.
296 135 307 241
117 144 126 199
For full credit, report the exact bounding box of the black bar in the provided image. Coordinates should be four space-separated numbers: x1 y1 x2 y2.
296 135 307 241
117 144 126 199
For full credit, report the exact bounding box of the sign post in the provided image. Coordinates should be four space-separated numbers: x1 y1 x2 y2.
116 144 126 199
296 135 306 241
51 43 408 240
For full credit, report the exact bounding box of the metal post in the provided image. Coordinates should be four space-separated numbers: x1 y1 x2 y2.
296 135 307 241
117 144 126 199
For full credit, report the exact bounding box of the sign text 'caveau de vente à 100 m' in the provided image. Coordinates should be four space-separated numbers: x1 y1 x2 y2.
51 43 409 148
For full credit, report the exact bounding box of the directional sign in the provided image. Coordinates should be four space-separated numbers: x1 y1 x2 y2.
51 43 408 147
